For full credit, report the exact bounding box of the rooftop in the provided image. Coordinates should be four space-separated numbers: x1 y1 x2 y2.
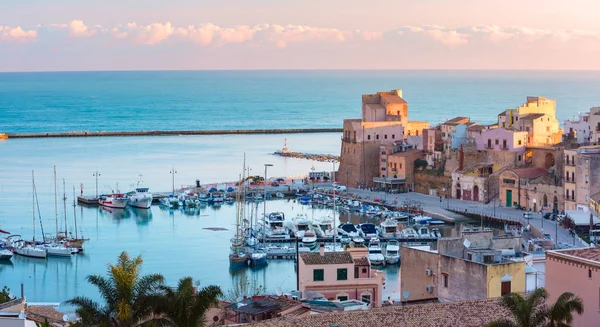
442 116 470 126
510 167 548 179
520 113 546 120
353 257 370 266
553 247 600 263
250 298 511 327
380 92 407 104
300 252 354 265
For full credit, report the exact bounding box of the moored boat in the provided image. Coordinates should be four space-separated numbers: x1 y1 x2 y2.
249 249 268 267
128 188 153 209
384 239 400 264
99 193 129 209
302 230 318 250
368 238 385 265
379 218 400 239
0 248 13 261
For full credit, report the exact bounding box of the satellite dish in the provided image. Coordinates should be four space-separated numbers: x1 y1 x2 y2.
63 314 70 322
275 286 283 296
463 239 471 248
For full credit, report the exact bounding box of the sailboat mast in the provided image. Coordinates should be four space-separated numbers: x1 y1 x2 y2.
73 186 78 239
332 162 336 246
54 166 58 237
32 170 35 243
63 179 68 236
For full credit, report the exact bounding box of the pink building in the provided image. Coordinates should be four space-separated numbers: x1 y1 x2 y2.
298 246 384 308
546 247 600 327
475 128 527 153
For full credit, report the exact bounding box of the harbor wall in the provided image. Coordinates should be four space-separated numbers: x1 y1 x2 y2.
4 128 342 139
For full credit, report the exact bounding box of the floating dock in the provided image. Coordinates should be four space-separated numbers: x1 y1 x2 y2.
4 128 342 139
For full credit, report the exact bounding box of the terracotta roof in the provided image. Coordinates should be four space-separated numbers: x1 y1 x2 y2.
467 125 486 132
250 298 512 327
25 305 67 325
559 247 600 262
510 167 548 179
380 93 407 104
300 252 354 265
520 113 545 120
353 257 370 266
498 112 507 117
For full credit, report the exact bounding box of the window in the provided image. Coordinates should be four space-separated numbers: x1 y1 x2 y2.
518 140 522 145
381 167 386 171
572 190 575 200
442 132 446 137
313 269 324 281
392 134 395 139
362 267 367 274
495 139 499 145
488 139 492 148
337 268 348 281
467 253 473 261
546 126 550 132
442 273 449 288
337 295 348 301
502 122 506 128
367 135 371 140
361 294 371 304
586 159 589 165
526 127 530 132
501 281 511 296
381 151 386 155
503 179 516 185
376 135 379 140
518 155 522 161
484 255 494 264
586 175 589 184
589 269 592 279
354 266 359 278
399 163 403 169
384 134 388 139
416 130 420 136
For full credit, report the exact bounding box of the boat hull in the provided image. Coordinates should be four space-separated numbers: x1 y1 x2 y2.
385 255 400 265
0 250 13 261
99 198 128 209
250 253 268 267
129 198 152 209
229 254 248 268
15 247 47 259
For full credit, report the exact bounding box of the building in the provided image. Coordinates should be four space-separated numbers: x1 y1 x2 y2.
546 247 600 327
498 167 564 211
376 142 425 191
441 116 470 156
298 246 384 308
562 145 600 210
251 298 512 327
451 162 507 203
406 121 431 138
422 127 443 166
497 97 562 147
564 111 591 145
220 296 309 325
589 107 600 144
400 230 526 303
308 171 330 181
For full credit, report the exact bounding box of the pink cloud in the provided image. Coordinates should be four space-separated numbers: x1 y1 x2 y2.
68 20 95 37
124 22 175 45
0 25 37 42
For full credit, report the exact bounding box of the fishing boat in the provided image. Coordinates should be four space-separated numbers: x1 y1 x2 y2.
384 239 400 264
128 187 153 209
368 238 385 265
99 193 129 209
379 218 400 239
302 230 318 250
211 191 224 203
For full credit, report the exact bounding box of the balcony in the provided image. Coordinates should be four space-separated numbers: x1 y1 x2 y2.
341 136 357 143
565 179 575 184
564 161 575 166
485 145 494 149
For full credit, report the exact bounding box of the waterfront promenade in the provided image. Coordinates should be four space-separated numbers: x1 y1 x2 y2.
4 128 342 139
344 187 588 248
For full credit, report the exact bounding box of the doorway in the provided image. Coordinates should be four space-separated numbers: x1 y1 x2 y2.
473 185 480 202
506 190 512 207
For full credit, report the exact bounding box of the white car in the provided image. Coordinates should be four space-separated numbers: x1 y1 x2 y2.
333 185 347 192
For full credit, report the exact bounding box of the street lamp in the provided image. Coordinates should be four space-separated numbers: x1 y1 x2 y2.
93 171 101 198
170 166 177 195
310 166 315 191
262 164 273 244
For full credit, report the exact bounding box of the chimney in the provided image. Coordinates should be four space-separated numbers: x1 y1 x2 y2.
459 145 464 171
319 243 325 256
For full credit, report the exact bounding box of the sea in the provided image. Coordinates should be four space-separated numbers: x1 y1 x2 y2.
1 70 600 305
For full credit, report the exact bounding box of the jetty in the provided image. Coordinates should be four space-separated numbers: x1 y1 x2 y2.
3 128 342 139
273 139 340 162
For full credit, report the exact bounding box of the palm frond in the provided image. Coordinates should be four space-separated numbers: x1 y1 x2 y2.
486 319 518 327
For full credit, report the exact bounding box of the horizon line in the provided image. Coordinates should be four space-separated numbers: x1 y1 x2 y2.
2 68 600 74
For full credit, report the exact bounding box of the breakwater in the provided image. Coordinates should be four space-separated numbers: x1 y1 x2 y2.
4 128 342 139
274 149 340 162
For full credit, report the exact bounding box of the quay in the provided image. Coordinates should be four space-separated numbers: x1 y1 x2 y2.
274 149 339 162
4 128 342 139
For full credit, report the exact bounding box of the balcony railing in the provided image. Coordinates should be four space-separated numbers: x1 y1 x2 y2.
565 161 575 166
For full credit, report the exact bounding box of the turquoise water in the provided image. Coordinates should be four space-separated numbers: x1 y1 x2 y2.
1 70 599 304
2 70 600 133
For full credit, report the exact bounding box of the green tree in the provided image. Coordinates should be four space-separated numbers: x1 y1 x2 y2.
36 319 51 327
0 286 13 304
486 288 584 327
66 251 167 327
157 277 222 327
223 273 264 303
546 292 584 327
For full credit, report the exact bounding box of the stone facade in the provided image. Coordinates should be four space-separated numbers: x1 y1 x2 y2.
564 111 591 144
497 97 563 147
589 107 600 144
499 167 564 211
377 143 425 191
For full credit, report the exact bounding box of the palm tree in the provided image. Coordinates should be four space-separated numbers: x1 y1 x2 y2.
36 319 51 327
487 288 548 327
546 292 584 327
66 251 167 327
487 288 584 327
157 277 222 327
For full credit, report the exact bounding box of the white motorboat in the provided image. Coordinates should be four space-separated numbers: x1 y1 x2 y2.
384 239 400 264
302 230 318 250
297 244 312 253
431 228 442 238
9 236 46 259
358 223 378 240
412 215 433 225
337 223 360 237
324 243 345 252
379 218 400 239
211 192 224 203
99 193 129 209
262 212 290 239
39 243 73 257
249 249 268 267
417 226 431 238
351 236 365 247
292 214 311 238
368 238 385 265
265 244 296 256
399 228 419 238
0 248 13 261
128 187 153 209
275 192 285 198
315 217 335 239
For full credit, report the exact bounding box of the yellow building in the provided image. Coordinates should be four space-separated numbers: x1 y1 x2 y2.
0 133 7 139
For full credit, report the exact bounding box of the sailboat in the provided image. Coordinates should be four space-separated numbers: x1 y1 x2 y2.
39 167 74 257
13 171 46 259
56 179 87 252
229 158 249 268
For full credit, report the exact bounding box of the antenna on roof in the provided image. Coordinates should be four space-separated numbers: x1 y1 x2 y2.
275 286 283 296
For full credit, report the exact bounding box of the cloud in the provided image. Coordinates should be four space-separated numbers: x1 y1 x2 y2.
0 25 37 42
357 31 383 41
68 20 95 37
123 22 175 45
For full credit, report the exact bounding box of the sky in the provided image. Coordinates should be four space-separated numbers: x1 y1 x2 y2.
1 0 600 71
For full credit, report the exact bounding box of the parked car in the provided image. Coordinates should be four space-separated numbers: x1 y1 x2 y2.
543 212 552 219
334 185 347 192
543 233 552 240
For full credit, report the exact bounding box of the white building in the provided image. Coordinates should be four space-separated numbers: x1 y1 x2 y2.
564 111 590 144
